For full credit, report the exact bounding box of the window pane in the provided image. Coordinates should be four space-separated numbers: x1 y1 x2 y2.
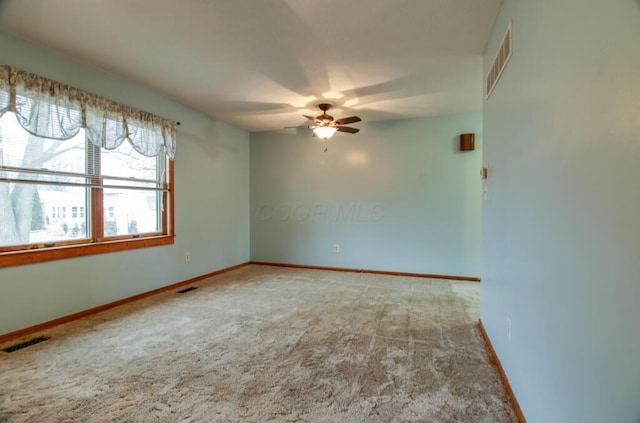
100 138 163 237
0 183 89 247
103 189 160 236
101 140 160 181
0 113 86 175
0 112 90 249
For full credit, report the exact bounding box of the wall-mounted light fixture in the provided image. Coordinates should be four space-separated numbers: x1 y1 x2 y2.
460 133 475 151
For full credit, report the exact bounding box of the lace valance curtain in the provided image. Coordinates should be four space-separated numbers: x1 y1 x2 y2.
0 65 176 159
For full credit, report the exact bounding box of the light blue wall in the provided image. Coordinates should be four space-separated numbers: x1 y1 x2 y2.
0 32 250 335
251 114 482 277
481 1 640 422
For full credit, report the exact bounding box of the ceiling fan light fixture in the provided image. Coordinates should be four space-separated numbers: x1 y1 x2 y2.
313 126 337 140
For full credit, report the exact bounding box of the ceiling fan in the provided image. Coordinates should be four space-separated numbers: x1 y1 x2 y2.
287 103 361 141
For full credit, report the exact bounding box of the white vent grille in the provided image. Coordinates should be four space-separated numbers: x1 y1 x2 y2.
486 22 513 99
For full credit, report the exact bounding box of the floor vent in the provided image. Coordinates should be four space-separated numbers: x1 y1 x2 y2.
486 22 513 99
2 336 50 353
176 286 197 294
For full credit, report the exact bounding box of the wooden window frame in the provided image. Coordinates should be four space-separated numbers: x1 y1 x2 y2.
0 160 175 269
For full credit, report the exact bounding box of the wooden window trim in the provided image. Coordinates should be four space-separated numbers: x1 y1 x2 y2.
0 235 175 268
0 161 175 269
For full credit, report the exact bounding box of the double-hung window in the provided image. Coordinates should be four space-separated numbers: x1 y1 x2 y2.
0 66 176 268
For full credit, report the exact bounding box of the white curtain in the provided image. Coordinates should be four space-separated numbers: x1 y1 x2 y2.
0 65 176 159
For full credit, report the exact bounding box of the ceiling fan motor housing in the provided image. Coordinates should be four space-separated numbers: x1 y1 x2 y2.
317 103 334 123
319 115 334 123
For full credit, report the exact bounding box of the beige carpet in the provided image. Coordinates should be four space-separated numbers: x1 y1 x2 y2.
0 265 516 422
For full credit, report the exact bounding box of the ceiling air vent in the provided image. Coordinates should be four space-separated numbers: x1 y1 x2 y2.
486 22 513 99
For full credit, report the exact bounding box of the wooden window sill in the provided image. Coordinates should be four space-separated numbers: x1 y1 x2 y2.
0 235 175 268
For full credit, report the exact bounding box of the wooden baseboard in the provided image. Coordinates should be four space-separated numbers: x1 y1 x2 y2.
0 262 250 344
250 261 480 282
478 319 527 423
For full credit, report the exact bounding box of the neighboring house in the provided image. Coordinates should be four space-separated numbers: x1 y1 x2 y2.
39 189 86 236
37 189 158 239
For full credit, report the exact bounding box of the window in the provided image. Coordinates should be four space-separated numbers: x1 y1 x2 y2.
0 65 176 268
0 113 174 266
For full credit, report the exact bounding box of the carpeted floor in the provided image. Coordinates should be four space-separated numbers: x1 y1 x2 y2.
0 265 517 422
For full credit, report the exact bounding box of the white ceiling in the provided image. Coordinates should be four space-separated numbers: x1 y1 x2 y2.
0 0 501 132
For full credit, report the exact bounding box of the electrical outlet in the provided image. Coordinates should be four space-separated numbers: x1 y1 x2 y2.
185 251 191 262
333 244 340 253
506 316 512 340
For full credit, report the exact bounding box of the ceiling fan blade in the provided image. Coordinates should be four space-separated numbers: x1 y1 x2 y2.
303 115 317 121
334 116 361 125
337 126 360 134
